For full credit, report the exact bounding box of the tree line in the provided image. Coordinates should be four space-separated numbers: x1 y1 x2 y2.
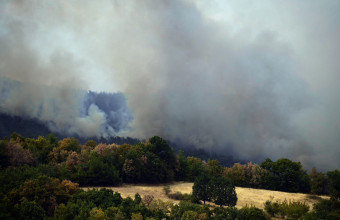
1 132 340 219
1 132 339 194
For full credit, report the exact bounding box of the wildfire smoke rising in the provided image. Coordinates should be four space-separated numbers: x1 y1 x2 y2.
0 0 340 170
0 78 133 138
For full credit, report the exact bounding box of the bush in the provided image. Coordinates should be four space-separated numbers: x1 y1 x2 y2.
238 205 267 220
264 200 280 216
307 199 340 220
284 201 309 219
163 185 171 195
211 207 238 220
142 195 154 207
131 212 143 220
170 201 201 219
168 191 192 202
264 199 309 219
18 199 46 220
181 210 198 220
70 188 122 210
163 186 193 202
89 207 107 220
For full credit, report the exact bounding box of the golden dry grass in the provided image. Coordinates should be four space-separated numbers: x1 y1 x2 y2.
83 182 328 209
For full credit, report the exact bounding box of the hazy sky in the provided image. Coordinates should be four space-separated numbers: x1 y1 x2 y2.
0 0 340 170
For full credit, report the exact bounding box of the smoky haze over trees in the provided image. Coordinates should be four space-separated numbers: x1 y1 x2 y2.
0 0 340 170
0 78 133 138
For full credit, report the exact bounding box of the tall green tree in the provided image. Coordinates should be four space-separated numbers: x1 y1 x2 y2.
261 158 310 193
205 159 224 177
147 136 177 181
77 152 121 186
186 157 204 181
192 173 212 204
210 177 237 207
327 169 340 200
18 199 46 220
6 175 78 217
309 167 328 195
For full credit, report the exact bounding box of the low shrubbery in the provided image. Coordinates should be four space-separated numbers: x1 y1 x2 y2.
304 198 340 220
264 199 309 219
168 191 193 202
238 205 268 220
1 133 340 218
163 185 193 202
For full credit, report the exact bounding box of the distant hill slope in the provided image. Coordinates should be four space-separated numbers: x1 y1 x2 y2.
0 113 238 166
0 113 141 145
0 113 51 139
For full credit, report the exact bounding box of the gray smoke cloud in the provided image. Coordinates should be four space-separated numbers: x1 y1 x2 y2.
0 1 133 137
0 0 339 170
0 78 133 137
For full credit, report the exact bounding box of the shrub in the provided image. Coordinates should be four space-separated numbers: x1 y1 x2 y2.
264 199 309 219
238 205 267 220
182 210 198 220
142 195 154 207
6 142 35 166
283 200 309 219
170 201 201 219
18 199 46 220
134 193 142 204
89 207 107 220
307 199 340 220
168 191 192 202
211 206 238 220
163 185 171 195
163 185 193 202
131 212 143 220
264 200 280 217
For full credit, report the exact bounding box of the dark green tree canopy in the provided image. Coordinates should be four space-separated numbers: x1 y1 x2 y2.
327 169 340 200
211 177 237 207
192 174 237 207
192 173 212 204
261 158 310 193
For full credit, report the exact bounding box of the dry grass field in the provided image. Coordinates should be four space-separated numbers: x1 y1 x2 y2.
83 182 328 210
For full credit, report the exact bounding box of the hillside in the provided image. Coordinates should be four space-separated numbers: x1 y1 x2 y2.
0 113 238 166
84 182 328 210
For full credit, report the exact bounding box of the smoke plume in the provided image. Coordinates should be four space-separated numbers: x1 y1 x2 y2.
0 78 132 137
1 0 339 170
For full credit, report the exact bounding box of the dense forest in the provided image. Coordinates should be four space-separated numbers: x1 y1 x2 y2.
0 113 237 167
1 133 339 219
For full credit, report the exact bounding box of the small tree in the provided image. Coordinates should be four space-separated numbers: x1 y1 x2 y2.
85 140 97 148
142 195 154 207
6 142 35 166
163 185 171 195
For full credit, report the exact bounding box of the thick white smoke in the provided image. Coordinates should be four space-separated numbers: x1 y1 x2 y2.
0 0 339 170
